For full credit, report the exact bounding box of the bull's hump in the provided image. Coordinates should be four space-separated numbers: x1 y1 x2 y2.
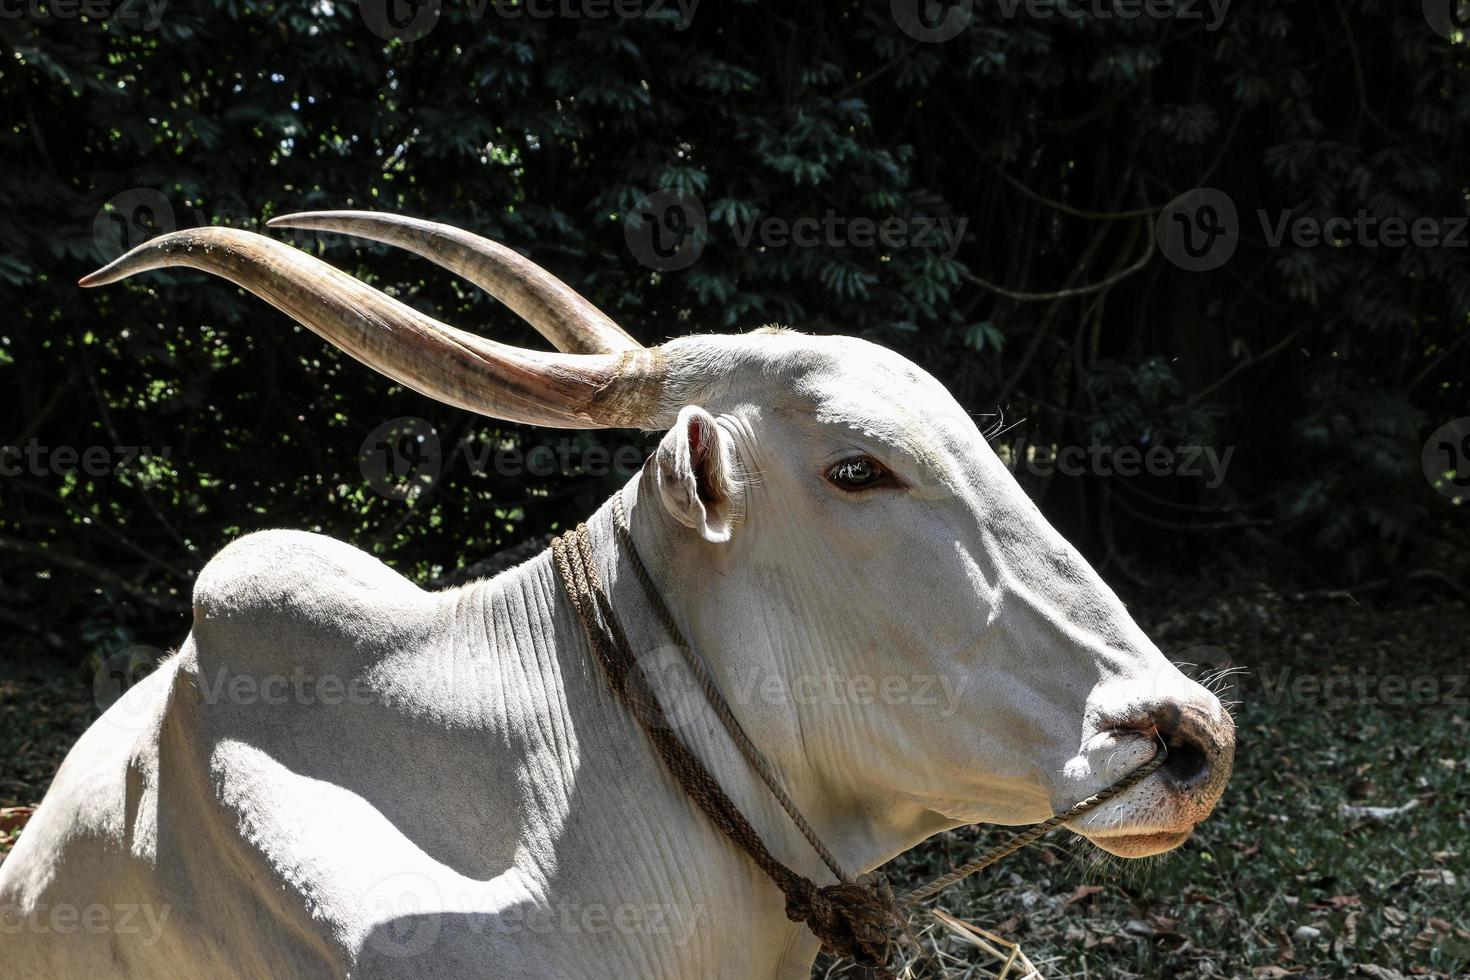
191 529 436 671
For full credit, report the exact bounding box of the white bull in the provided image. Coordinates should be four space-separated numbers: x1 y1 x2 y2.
0 212 1233 979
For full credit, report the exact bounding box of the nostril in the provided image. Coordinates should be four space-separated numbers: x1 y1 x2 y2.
1161 733 1211 789
1105 697 1230 792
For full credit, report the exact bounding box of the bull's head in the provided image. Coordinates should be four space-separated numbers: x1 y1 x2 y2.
83 212 1233 860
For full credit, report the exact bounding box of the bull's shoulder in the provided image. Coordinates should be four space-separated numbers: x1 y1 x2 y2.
191 530 436 665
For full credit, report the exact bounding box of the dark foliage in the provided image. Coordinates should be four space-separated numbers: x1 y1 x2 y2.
3 0 1467 660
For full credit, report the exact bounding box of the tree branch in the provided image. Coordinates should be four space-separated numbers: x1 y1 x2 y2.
0 536 187 613
959 216 1155 303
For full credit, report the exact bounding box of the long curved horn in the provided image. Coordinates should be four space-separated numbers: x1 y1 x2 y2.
266 210 641 356
79 227 665 429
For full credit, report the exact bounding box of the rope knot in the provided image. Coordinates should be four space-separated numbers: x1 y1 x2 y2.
783 873 900 970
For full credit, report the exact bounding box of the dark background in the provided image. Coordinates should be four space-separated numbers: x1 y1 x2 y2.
3 0 1467 661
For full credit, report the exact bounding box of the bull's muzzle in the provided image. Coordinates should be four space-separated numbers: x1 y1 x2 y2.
1115 694 1235 813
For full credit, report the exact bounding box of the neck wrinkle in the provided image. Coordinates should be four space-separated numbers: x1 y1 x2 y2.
500 487 808 977
607 474 947 973
607 476 836 974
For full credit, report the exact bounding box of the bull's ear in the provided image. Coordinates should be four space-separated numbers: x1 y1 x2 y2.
654 405 739 543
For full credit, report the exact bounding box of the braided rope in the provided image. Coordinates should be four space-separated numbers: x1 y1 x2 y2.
898 749 1167 907
551 503 1169 974
553 520 902 972
610 495 852 884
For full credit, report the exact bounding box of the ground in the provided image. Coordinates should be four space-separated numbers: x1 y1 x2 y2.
2 590 1467 979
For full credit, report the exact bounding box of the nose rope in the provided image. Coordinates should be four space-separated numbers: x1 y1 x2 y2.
608 496 852 884
896 746 1167 906
551 504 1168 976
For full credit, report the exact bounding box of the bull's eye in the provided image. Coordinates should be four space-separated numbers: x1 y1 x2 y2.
826 455 891 491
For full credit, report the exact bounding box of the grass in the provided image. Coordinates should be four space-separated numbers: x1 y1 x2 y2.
2 590 1467 978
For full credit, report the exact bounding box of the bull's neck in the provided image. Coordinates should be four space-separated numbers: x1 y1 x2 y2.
491 476 938 978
